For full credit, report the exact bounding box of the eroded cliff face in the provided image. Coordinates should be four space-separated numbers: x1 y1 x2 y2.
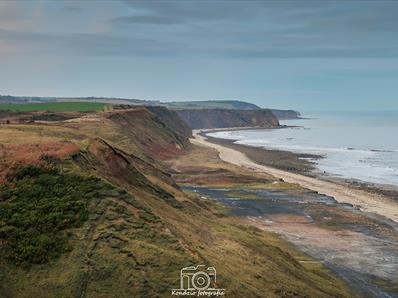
105 107 190 160
175 108 280 129
145 106 192 138
270 109 301 119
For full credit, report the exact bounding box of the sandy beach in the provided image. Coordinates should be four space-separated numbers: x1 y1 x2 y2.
191 129 398 223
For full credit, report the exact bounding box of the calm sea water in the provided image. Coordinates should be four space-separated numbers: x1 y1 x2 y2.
208 111 398 186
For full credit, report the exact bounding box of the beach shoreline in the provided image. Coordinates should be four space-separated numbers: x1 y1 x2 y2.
202 130 398 196
191 128 398 223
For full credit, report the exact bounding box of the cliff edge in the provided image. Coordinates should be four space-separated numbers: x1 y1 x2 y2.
175 108 280 129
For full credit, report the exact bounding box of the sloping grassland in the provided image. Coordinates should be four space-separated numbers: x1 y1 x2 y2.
0 102 108 112
0 107 351 297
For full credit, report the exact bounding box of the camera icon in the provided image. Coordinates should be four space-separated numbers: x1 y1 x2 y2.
180 265 217 290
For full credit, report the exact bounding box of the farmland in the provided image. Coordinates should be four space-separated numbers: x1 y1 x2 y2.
0 102 108 112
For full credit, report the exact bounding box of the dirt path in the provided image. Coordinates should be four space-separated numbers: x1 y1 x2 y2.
191 130 398 223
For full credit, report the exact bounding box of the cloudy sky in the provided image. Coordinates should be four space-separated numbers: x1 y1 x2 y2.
1 0 397 111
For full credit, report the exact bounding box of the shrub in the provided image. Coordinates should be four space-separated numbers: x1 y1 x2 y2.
0 166 112 266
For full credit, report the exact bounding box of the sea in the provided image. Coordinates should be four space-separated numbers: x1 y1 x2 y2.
207 111 398 187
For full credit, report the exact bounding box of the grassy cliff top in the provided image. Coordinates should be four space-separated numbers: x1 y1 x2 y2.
161 100 261 110
0 102 108 112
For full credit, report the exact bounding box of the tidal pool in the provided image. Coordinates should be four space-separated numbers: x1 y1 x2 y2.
183 186 398 298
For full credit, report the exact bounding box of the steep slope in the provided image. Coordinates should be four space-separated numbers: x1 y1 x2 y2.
67 107 190 161
176 108 280 129
144 106 192 138
0 108 352 297
271 109 301 119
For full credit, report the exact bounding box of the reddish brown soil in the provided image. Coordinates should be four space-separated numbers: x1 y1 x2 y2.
106 108 188 160
0 142 79 182
146 142 186 160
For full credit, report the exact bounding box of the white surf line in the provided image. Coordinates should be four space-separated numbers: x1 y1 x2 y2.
191 129 398 223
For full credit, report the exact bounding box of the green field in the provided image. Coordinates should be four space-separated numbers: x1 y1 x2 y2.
162 100 260 110
0 102 108 112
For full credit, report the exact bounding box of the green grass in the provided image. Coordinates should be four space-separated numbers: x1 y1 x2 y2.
0 102 108 112
0 165 114 266
162 100 260 110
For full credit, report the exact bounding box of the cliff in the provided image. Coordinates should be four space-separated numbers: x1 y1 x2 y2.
271 109 301 119
145 106 192 138
104 107 190 160
0 106 349 297
175 108 280 129
1 95 301 120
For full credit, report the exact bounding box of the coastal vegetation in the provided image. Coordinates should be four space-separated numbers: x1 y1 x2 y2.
161 100 261 110
0 165 113 265
0 107 353 297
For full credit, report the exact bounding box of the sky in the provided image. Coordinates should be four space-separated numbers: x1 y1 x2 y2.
0 0 398 111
